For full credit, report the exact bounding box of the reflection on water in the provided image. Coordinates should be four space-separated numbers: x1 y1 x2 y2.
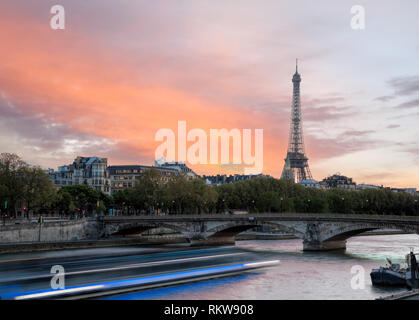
103 234 419 300
101 273 259 300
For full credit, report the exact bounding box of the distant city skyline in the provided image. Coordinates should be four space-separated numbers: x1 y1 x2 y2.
1 1 419 188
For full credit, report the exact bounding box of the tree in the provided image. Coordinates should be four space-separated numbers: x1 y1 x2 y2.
258 191 280 213
113 189 130 214
131 168 164 214
0 184 8 213
188 178 218 214
60 185 104 215
165 174 191 214
21 166 56 217
306 197 328 213
54 190 75 216
96 201 107 214
0 153 28 217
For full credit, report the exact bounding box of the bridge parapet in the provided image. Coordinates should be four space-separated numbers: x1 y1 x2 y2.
102 213 419 223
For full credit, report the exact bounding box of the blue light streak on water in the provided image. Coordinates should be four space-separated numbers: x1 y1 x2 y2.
3 263 249 300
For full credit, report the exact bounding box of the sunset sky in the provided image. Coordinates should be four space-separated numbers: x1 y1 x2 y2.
0 0 419 188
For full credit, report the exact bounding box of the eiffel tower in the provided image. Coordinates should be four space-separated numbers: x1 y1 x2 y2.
281 60 313 182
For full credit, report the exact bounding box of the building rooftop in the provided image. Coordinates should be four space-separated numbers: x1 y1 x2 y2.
299 179 319 184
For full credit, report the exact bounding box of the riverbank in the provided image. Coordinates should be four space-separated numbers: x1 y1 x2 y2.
0 219 99 243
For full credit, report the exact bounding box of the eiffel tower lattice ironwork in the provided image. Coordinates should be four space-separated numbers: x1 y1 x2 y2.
281 60 313 182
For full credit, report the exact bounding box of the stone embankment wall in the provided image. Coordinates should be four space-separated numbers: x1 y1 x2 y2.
0 219 100 243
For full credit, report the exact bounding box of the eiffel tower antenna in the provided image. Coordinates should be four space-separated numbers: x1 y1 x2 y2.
281 60 313 182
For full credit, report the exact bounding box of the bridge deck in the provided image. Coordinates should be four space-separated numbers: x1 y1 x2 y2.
102 213 419 225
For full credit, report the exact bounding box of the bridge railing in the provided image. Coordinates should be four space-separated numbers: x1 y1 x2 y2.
101 212 419 222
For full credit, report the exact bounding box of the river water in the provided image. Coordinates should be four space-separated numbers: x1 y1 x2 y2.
103 234 419 300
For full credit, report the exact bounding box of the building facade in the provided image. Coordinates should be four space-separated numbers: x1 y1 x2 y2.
391 187 417 195
299 179 321 189
357 184 382 190
320 174 356 190
48 156 199 195
154 159 198 179
48 156 110 194
107 165 180 194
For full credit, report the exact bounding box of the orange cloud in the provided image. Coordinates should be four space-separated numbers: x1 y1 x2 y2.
0 5 289 177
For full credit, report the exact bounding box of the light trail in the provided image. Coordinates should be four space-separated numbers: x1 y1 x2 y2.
10 259 280 300
0 252 245 283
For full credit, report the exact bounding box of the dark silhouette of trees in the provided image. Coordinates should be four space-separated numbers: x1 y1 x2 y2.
1 153 418 217
0 153 56 218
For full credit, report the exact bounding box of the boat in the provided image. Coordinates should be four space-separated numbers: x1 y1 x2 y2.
370 257 406 286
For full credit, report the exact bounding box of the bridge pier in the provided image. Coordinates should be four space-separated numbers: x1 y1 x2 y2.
303 223 347 251
303 240 347 251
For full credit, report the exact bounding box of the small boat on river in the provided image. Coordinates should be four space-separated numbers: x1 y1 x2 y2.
371 249 419 288
370 257 406 286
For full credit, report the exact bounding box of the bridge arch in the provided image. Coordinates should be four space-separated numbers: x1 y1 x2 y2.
107 222 189 237
303 222 419 250
206 221 304 240
321 223 417 243
323 228 378 242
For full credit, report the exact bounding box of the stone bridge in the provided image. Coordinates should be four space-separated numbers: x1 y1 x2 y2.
100 213 419 251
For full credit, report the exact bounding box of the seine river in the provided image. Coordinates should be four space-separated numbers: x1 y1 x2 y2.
103 234 419 300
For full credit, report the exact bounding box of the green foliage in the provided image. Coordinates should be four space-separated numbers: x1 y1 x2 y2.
213 177 419 216
53 190 74 215
0 153 57 217
96 201 107 214
59 184 108 215
22 166 56 214
116 170 219 215
1 153 418 217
